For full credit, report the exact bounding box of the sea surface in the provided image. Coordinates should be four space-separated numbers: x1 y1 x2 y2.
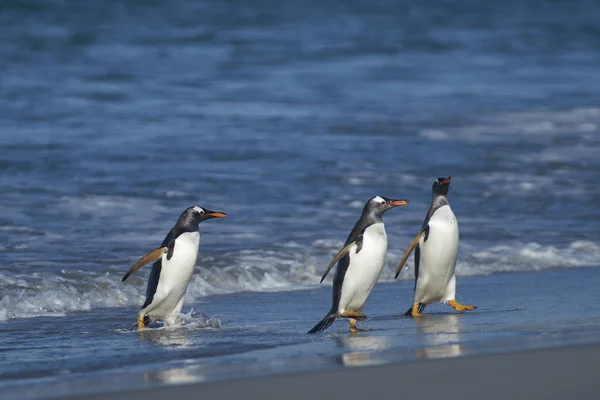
1 0 600 398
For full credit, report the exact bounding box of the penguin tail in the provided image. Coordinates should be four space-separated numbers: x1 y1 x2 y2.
404 303 426 316
307 310 336 334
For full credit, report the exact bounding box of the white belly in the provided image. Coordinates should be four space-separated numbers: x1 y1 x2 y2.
414 205 459 304
146 231 199 321
338 223 387 313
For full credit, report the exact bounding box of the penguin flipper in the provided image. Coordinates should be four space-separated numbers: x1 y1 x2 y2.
320 236 362 283
394 227 428 279
122 247 168 282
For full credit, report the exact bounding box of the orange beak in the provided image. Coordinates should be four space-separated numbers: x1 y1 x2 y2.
387 199 409 207
440 177 452 185
206 212 227 218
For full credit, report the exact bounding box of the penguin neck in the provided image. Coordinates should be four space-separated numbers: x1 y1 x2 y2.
360 209 384 226
430 195 449 213
345 211 383 245
358 212 384 233
171 222 200 239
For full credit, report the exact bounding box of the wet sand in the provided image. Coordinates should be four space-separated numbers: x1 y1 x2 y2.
68 344 600 400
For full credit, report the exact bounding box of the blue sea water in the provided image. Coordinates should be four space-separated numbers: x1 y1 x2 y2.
1 0 600 398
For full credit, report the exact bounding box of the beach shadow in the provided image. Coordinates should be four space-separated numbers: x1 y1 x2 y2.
374 306 525 322
368 314 404 322
471 307 526 313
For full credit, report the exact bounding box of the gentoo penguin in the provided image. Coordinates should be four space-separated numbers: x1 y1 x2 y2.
394 177 475 317
308 196 409 334
122 206 226 329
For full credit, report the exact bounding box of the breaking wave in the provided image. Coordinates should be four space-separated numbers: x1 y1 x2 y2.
1 240 599 322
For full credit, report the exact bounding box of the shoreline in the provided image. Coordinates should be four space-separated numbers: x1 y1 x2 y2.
63 343 600 400
4 268 600 400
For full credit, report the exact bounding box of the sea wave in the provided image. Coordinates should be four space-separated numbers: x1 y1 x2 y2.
419 107 600 143
0 240 598 321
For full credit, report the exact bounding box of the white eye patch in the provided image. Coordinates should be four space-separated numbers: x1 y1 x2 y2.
192 206 205 214
372 196 385 205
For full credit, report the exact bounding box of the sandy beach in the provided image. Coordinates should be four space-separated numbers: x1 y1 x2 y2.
67 344 599 400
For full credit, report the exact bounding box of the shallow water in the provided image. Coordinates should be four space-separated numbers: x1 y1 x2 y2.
2 268 600 399
1 0 600 397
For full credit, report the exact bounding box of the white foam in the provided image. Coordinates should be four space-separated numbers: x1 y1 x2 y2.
384 240 600 280
59 195 168 219
1 240 599 322
0 271 144 322
419 129 448 140
312 239 344 250
421 107 600 144
349 200 364 208
165 190 189 198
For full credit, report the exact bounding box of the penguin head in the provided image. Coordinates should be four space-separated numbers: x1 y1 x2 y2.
432 176 451 197
178 206 227 227
364 196 409 217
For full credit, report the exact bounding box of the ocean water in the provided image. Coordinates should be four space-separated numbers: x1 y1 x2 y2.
1 0 600 397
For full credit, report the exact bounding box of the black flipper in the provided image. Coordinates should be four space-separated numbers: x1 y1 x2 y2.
413 244 420 292
141 259 162 310
307 308 336 334
422 225 430 243
166 239 175 260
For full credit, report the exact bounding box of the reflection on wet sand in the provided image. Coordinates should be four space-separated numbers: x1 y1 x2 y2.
337 335 391 367
143 365 206 385
137 327 207 385
414 314 463 359
137 327 193 349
